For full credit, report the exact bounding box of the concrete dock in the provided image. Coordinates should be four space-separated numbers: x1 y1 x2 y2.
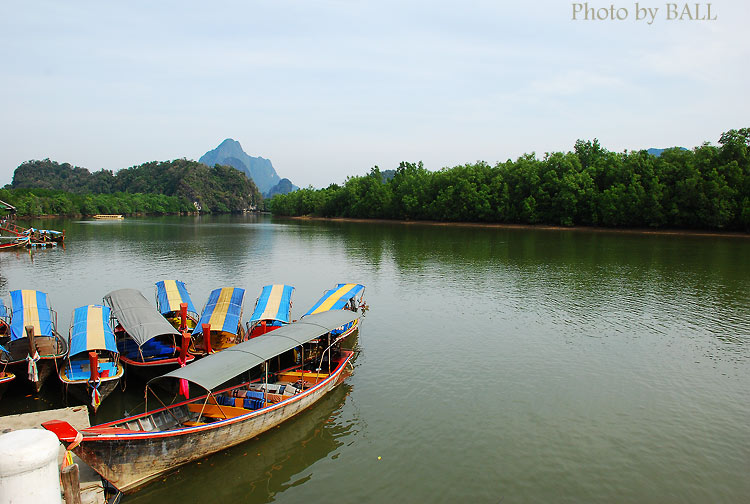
1 406 106 504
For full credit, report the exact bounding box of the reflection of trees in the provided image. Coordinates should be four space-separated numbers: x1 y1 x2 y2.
126 384 354 504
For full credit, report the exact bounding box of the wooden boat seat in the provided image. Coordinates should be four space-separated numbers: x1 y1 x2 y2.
183 421 206 427
187 403 251 419
276 371 329 386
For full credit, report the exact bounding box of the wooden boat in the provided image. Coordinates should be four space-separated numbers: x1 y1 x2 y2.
42 310 360 494
0 290 68 392
302 283 366 338
104 289 194 380
92 214 124 220
155 280 199 332
0 345 15 399
247 284 294 338
0 298 10 337
59 305 125 412
190 287 245 356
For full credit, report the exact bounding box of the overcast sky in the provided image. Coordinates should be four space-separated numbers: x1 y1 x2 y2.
2 1 748 188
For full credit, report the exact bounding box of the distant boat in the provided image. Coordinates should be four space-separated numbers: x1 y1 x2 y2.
92 214 124 220
191 287 245 356
59 305 124 412
42 310 360 495
104 289 194 380
302 283 366 339
247 284 294 338
155 280 199 332
0 290 68 392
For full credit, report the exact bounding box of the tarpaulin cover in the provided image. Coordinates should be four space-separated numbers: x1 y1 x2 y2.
69 305 118 356
155 280 198 316
103 288 180 347
153 310 358 391
10 290 55 341
250 284 294 324
192 287 244 336
303 283 364 316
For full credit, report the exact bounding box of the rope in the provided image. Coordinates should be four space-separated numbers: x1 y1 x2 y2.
61 431 83 470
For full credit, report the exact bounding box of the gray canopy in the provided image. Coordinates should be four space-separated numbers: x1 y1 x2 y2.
149 310 359 391
103 288 180 346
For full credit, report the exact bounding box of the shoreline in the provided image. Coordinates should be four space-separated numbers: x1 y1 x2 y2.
286 216 750 239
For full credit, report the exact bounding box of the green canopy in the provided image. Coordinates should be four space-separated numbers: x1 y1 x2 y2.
149 310 359 392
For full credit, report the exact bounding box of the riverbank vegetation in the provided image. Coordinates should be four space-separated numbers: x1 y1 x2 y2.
268 128 750 231
5 158 262 216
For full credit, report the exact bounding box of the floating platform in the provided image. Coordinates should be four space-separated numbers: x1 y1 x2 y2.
1 406 105 504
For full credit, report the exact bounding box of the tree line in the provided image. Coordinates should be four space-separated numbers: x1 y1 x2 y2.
5 158 262 216
269 128 750 231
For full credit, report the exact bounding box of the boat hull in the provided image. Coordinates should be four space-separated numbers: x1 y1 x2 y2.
68 351 353 494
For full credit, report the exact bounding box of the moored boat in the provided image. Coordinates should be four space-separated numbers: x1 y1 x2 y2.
247 284 294 338
42 309 360 494
0 345 15 399
190 287 245 355
59 305 125 412
104 289 194 380
0 290 68 392
155 280 199 332
302 283 366 338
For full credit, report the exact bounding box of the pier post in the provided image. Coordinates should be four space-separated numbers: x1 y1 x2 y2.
0 429 62 504
61 464 82 504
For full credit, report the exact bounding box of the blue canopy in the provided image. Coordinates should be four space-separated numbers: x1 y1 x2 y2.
155 280 198 315
303 283 364 317
250 284 294 324
192 287 245 336
0 299 7 319
69 305 118 357
10 290 55 341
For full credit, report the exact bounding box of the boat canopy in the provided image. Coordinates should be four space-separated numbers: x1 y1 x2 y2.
69 305 118 357
192 287 244 336
155 280 198 315
0 298 7 319
10 290 55 341
103 289 180 347
152 310 358 392
250 284 294 324
303 283 364 317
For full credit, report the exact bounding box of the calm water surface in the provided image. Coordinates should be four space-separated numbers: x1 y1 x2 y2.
0 215 748 503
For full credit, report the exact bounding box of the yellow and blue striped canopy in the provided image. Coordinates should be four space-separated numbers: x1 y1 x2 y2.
155 280 198 315
192 287 244 336
10 290 54 341
250 284 294 324
69 305 118 356
303 283 364 317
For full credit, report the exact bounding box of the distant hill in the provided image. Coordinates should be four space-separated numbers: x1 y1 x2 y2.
647 147 688 157
199 139 290 196
266 178 299 198
12 158 261 213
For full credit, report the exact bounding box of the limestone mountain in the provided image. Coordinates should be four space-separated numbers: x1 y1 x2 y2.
199 139 285 195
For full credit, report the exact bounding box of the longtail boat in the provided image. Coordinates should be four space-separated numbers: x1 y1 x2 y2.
302 283 366 338
59 305 124 412
0 298 10 337
155 280 199 332
247 284 294 338
104 289 194 379
42 310 360 494
190 287 245 355
0 345 14 399
0 290 68 392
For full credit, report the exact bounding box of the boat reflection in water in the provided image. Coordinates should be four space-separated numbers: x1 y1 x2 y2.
126 382 355 504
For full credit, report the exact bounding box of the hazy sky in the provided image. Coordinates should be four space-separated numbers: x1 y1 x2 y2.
2 1 748 188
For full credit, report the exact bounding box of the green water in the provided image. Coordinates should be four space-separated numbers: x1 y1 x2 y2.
0 215 748 503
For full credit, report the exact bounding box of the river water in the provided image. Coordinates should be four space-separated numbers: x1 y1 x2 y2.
0 215 748 503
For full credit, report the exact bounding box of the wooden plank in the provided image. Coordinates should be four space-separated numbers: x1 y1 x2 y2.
186 403 249 419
